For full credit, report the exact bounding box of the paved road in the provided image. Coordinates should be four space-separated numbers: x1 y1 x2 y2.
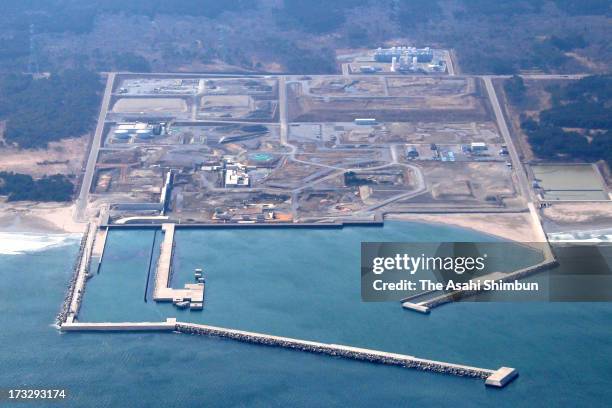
483 76 532 203
279 76 288 145
484 75 551 249
444 50 455 76
516 74 587 80
103 71 591 81
75 72 115 221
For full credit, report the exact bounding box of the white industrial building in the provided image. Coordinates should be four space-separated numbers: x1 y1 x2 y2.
223 158 250 187
471 142 487 152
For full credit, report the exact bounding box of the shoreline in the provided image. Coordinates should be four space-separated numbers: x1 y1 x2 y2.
385 212 540 243
0 199 537 243
0 202 86 234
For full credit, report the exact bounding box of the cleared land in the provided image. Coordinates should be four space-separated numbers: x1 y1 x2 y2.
69 73 523 232
0 136 88 177
287 77 489 123
113 98 188 113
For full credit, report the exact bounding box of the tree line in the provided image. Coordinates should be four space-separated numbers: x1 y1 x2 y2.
0 172 74 202
0 69 102 148
519 75 612 166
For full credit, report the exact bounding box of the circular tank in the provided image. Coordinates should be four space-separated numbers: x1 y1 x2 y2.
250 153 274 162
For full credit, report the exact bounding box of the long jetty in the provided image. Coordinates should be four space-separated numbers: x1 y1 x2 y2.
153 223 204 309
402 259 557 313
56 225 91 324
58 223 98 324
153 223 175 301
60 319 517 388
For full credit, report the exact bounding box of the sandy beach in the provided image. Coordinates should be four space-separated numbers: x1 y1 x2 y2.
0 202 86 234
386 212 541 242
0 195 543 242
0 201 539 240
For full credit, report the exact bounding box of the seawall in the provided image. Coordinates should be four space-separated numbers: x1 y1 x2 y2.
103 220 384 229
56 226 91 324
403 259 558 313
61 319 177 332
174 322 517 387
59 319 518 387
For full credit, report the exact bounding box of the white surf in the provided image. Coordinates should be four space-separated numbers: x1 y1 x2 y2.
0 232 80 255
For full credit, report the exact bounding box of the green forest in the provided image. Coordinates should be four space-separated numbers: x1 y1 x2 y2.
520 75 612 166
1 1 610 75
0 172 74 201
0 70 102 148
504 75 527 105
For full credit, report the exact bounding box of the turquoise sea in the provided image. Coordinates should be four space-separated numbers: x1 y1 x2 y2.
1 221 612 407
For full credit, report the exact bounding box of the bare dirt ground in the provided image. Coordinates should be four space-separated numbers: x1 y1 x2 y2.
0 136 88 177
113 98 188 113
0 135 89 233
542 202 612 228
387 212 540 242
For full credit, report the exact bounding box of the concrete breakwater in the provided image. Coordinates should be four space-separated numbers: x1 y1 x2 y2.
403 259 558 314
70 224 98 319
56 226 91 325
59 319 518 387
58 223 98 324
175 322 517 387
61 319 177 332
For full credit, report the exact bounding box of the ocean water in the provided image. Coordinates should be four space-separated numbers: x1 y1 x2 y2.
1 223 612 407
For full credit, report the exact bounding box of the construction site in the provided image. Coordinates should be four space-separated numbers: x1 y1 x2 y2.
79 72 525 226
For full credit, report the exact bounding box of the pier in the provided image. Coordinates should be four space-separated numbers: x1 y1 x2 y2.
153 223 204 309
402 259 557 313
153 223 174 301
61 318 177 332
59 319 518 388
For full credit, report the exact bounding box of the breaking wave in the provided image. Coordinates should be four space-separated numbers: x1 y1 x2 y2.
0 232 81 255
